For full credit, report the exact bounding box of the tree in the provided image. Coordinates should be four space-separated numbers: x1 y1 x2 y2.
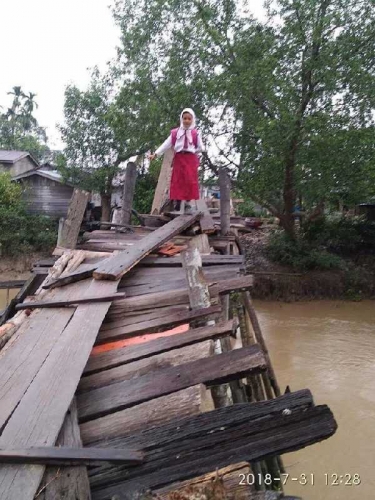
0 86 50 162
110 0 375 237
59 70 155 221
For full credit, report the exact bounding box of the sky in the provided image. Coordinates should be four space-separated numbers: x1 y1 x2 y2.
0 0 266 149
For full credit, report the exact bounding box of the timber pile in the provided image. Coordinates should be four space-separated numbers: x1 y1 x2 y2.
0 200 337 500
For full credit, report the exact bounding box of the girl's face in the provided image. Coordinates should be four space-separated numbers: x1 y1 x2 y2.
182 112 193 128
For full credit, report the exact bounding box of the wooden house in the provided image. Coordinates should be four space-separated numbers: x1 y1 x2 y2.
0 150 39 178
12 168 75 218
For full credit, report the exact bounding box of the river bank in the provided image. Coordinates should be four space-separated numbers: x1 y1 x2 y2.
242 229 375 301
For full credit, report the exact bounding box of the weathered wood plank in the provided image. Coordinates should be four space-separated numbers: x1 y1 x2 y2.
0 280 118 500
36 399 91 500
196 199 216 234
209 275 254 295
0 282 87 432
78 345 266 421
0 447 143 466
81 385 214 445
219 168 231 236
96 304 223 345
86 319 233 375
93 214 203 281
151 147 174 214
88 392 337 497
15 293 125 311
79 341 214 392
140 254 244 267
59 189 90 249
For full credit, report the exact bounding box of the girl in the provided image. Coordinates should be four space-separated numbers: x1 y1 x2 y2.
149 108 203 213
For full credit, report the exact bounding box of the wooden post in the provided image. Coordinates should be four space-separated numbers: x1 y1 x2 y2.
151 148 174 214
219 167 231 236
242 291 281 398
121 162 137 225
60 189 90 249
181 237 232 407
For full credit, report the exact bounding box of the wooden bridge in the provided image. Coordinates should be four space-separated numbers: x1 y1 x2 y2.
0 180 337 500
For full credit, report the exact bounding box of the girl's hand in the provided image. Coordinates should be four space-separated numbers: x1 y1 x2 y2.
148 153 156 161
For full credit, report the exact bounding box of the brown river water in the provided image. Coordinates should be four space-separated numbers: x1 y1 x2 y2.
255 301 375 500
0 291 373 499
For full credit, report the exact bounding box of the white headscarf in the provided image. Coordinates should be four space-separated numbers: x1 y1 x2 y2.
177 108 197 143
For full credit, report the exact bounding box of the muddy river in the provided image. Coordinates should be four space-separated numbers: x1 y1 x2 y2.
255 300 375 500
0 291 373 499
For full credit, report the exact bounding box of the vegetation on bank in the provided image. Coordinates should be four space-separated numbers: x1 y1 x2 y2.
0 173 57 257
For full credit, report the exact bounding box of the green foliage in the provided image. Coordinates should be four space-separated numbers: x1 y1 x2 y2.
235 199 257 217
109 0 375 237
0 173 56 256
267 231 345 271
0 173 23 208
133 159 161 214
0 86 50 162
0 208 57 256
302 216 375 255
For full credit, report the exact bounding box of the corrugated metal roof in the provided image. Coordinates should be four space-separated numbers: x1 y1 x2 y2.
0 150 29 163
12 168 74 186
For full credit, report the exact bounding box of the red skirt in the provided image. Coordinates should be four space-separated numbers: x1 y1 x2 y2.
170 152 200 201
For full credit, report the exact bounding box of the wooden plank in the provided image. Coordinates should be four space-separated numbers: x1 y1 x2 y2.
196 199 216 234
59 189 90 249
86 317 231 374
0 448 142 466
0 274 44 326
120 161 138 225
156 463 257 500
79 340 214 392
93 213 203 281
81 385 214 445
36 399 91 500
88 392 337 497
96 304 223 345
106 288 191 315
101 305 188 329
15 292 125 311
0 283 85 432
42 264 98 290
0 280 26 289
151 147 174 214
0 279 118 500
77 344 266 421
140 254 244 267
209 275 254 296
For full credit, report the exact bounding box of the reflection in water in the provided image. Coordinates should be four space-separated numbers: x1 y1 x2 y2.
255 301 375 500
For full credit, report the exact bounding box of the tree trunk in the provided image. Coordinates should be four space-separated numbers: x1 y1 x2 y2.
101 194 112 222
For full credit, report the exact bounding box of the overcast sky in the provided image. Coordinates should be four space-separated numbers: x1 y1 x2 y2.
0 0 266 149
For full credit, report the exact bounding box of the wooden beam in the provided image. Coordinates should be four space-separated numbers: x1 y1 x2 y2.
93 213 203 281
88 391 337 497
209 275 254 296
36 399 91 500
0 447 143 466
59 189 90 249
77 345 266 421
85 318 233 374
79 340 215 392
151 148 174 214
15 292 126 311
0 279 118 500
0 280 25 289
218 168 231 236
120 162 137 225
81 385 214 445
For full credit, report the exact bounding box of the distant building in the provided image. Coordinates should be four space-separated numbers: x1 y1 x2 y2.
0 150 39 178
12 168 75 218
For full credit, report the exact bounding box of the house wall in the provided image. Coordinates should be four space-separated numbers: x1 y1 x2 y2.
0 157 36 178
18 175 74 218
